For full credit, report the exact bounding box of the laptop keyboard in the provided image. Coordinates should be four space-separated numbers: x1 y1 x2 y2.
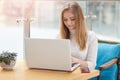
72 63 77 67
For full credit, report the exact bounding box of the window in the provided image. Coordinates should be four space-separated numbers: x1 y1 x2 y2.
86 1 120 42
27 0 120 42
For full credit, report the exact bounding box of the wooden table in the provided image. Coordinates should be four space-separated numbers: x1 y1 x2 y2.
0 61 99 80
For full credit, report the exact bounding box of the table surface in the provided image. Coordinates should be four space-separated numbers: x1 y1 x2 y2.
0 61 99 80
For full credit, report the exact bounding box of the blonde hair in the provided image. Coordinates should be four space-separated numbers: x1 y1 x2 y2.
60 2 87 50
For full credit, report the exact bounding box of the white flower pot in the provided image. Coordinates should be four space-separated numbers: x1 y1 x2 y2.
0 61 16 70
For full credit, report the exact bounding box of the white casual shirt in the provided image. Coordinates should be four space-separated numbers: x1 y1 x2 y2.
70 30 98 69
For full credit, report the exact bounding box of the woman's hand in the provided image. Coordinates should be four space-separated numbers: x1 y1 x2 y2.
72 57 88 68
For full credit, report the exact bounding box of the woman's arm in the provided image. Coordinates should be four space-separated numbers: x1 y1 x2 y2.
72 32 98 69
86 32 98 69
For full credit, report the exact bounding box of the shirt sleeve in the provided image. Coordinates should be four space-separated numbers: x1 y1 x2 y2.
86 31 98 69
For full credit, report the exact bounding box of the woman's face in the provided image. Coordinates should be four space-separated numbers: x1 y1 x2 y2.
63 11 76 30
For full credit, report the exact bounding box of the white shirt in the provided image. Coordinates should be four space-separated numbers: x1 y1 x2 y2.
70 30 98 69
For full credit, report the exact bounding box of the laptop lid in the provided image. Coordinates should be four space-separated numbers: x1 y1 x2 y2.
25 38 74 71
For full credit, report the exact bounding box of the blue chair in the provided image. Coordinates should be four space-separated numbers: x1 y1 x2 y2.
95 43 120 80
90 43 120 80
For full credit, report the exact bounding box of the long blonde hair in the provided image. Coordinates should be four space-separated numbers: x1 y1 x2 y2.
60 2 87 50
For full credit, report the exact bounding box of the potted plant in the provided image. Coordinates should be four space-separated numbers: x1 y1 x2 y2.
0 51 17 70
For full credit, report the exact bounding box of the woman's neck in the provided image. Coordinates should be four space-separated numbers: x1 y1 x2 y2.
69 29 76 35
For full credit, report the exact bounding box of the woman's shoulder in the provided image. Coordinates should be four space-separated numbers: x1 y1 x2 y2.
87 31 98 42
87 31 96 37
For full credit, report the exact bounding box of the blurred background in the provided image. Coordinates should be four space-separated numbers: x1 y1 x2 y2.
0 0 120 60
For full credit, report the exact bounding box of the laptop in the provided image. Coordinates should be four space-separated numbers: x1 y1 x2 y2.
24 38 80 71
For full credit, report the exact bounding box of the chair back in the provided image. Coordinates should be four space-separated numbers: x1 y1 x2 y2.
95 43 120 80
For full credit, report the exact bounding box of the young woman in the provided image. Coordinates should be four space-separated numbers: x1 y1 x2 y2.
59 2 98 69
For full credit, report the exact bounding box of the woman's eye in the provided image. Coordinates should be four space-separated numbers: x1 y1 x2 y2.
63 19 67 21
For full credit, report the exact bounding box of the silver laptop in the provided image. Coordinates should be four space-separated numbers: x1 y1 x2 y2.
24 38 80 71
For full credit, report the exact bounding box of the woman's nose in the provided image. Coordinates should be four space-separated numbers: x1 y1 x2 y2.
67 20 72 25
